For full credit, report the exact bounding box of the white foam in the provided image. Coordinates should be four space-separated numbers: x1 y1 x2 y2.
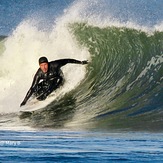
0 18 90 114
154 21 163 32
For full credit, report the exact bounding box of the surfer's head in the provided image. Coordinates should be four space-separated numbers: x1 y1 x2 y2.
39 56 49 73
39 56 48 64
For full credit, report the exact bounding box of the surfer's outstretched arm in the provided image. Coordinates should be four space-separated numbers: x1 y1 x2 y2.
54 59 88 67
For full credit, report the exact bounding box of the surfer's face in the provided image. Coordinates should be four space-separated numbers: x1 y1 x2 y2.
40 62 48 73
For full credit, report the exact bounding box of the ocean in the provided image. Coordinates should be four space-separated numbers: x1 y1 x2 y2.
0 0 163 162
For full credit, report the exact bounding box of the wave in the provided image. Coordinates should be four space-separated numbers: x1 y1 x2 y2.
65 23 163 130
0 0 163 131
19 23 163 131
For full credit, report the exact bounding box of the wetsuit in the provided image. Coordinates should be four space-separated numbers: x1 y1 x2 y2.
20 59 87 106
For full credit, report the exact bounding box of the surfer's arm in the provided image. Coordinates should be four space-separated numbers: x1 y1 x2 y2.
20 72 40 107
54 59 88 67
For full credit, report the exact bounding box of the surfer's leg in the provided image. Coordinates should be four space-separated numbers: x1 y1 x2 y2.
37 94 47 101
36 78 64 101
36 84 56 101
33 82 46 97
36 82 51 100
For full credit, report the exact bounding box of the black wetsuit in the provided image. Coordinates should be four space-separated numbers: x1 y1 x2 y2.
21 59 86 106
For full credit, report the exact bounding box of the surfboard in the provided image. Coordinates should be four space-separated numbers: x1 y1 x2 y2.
19 86 65 118
19 99 43 119
19 92 56 115
19 100 43 113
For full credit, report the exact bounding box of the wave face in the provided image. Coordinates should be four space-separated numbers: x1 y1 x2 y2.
0 0 163 131
67 23 163 130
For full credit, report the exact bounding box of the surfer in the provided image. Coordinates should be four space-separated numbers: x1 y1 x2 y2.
20 57 88 107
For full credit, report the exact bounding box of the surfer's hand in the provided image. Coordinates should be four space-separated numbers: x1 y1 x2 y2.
20 101 26 107
81 60 88 64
